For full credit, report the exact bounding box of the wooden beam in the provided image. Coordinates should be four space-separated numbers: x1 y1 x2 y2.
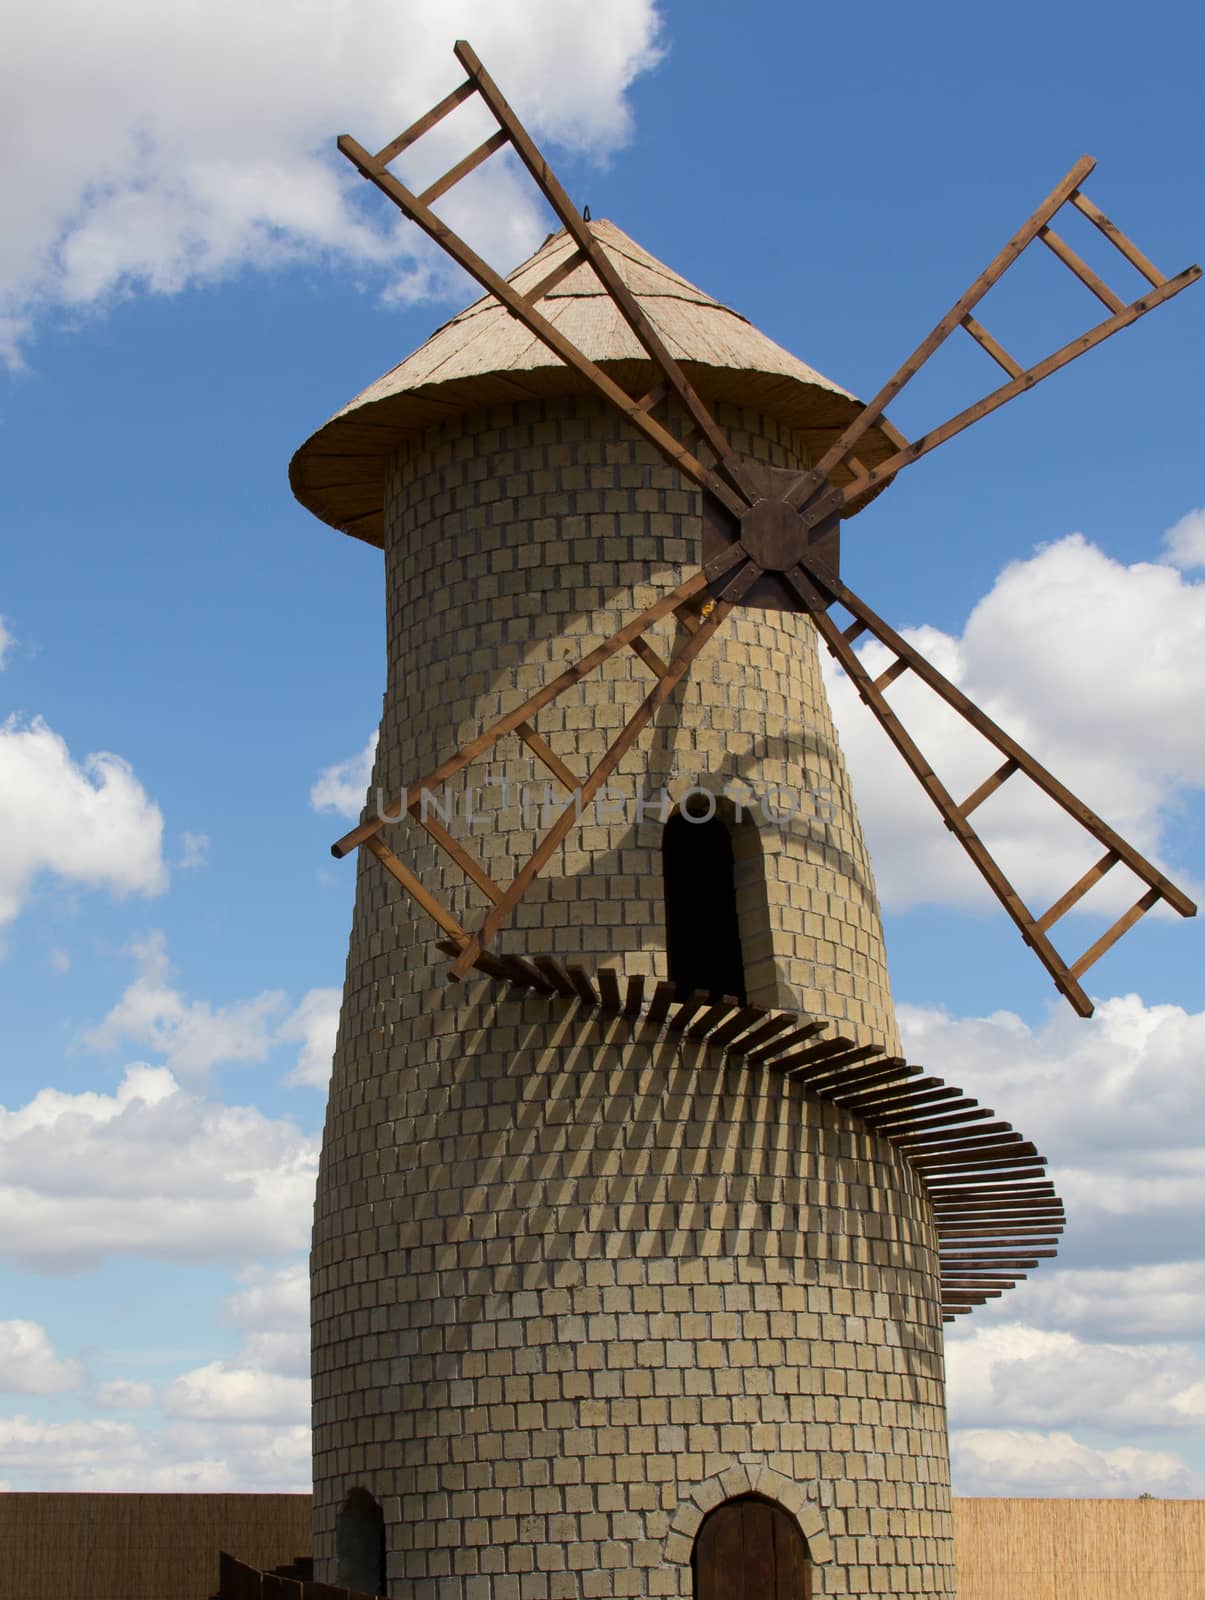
644 980 676 1028
418 128 509 207
628 635 670 679
912 1143 1039 1172
941 1230 1061 1243
623 973 646 1017
668 990 711 1031
515 720 580 793
769 1035 857 1074
1038 224 1125 313
533 956 577 998
707 1005 769 1052
893 1122 1015 1153
869 1104 991 1136
373 76 476 165
501 954 557 993
786 1043 884 1086
817 1058 921 1099
686 999 740 1039
566 964 599 1006
872 656 911 693
833 1071 943 1108
1035 850 1119 932
521 247 589 308
1070 189 1166 286
1069 887 1161 978
960 314 1024 380
728 1012 800 1057
597 968 622 1010
932 1184 1056 1203
926 1162 1049 1187
957 758 1019 819
410 802 504 905
744 1021 826 1063
364 836 469 947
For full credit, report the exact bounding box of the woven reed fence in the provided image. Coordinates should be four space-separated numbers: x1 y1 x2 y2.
0 1493 311 1600
953 1497 1205 1599
2 1492 1203 1598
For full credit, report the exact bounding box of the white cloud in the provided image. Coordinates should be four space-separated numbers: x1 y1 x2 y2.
224 1262 309 1381
948 1323 1205 1431
0 715 167 930
984 1263 1205 1342
0 0 664 362
950 1427 1205 1497
175 831 209 870
94 1379 154 1410
0 1261 310 1487
899 993 1205 1163
0 1413 310 1491
278 988 340 1088
0 1065 317 1272
157 1261 309 1431
85 931 285 1082
161 1362 308 1424
1163 507 1205 570
0 1321 83 1393
0 617 13 668
310 732 377 819
825 530 1205 915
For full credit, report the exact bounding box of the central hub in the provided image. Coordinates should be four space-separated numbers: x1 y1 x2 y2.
738 497 803 572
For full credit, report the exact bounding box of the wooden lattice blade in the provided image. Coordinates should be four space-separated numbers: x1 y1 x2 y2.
449 598 733 978
332 575 734 975
331 571 709 858
784 158 1200 519
800 571 1196 1016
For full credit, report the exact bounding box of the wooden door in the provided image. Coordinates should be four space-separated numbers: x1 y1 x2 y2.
693 1495 810 1600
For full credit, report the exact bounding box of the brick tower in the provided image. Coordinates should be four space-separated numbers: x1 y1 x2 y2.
291 223 962 1598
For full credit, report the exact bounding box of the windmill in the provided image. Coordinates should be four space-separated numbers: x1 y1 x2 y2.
285 40 1198 1599
326 40 1198 1020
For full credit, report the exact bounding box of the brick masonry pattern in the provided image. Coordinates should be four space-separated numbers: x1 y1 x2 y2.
311 397 957 1597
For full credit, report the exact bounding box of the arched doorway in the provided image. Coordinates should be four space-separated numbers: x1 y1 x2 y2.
692 1494 811 1599
335 1486 387 1596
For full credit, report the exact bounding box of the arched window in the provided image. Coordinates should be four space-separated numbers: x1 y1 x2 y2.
693 1494 811 1599
663 806 746 1004
335 1486 387 1596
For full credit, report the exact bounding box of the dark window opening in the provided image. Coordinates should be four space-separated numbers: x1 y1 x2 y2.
336 1486 387 1596
693 1494 811 1600
663 809 746 1003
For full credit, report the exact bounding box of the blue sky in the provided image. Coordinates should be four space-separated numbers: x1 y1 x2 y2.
1 0 1203 1496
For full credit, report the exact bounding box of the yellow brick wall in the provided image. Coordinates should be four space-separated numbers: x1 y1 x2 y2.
311 396 954 1597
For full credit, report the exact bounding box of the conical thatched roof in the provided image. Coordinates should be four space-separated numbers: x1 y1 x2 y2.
290 220 897 546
